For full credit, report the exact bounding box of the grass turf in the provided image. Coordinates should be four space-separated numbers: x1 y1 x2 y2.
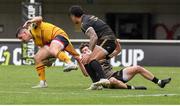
0 65 179 104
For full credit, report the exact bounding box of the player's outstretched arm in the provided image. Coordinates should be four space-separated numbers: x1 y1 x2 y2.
23 16 43 28
85 27 98 51
75 56 89 77
77 60 89 77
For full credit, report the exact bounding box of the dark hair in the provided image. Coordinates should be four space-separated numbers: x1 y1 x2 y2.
15 26 27 38
69 5 84 17
79 43 89 53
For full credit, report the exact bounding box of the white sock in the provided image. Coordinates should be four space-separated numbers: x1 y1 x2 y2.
131 86 135 90
158 80 162 85
40 80 46 84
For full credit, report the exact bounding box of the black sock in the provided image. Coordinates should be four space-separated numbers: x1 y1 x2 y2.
152 77 159 84
84 64 100 83
127 85 147 90
89 60 105 79
127 85 133 89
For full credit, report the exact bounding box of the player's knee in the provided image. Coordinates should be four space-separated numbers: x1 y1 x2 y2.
109 77 118 85
134 65 142 73
34 55 41 64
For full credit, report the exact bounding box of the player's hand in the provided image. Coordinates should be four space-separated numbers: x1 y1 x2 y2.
81 54 90 64
75 55 86 65
23 20 32 28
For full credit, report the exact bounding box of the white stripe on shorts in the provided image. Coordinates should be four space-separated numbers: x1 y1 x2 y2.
51 39 64 50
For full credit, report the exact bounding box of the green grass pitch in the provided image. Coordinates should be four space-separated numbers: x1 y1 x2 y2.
0 65 180 104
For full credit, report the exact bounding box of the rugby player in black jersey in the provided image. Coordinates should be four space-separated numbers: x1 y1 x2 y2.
69 5 119 86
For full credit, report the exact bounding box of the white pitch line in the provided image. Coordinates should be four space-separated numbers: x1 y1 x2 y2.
0 91 30 94
0 90 179 98
110 94 180 98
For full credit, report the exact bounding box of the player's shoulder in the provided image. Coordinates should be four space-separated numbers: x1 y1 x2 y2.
82 15 98 22
40 21 58 29
40 21 51 26
82 15 98 28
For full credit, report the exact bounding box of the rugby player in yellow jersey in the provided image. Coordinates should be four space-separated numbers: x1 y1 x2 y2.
16 16 88 88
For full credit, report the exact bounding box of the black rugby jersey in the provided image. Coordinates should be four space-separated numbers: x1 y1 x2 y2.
81 14 116 41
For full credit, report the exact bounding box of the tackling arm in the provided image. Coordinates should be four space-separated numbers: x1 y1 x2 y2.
85 27 98 51
75 56 89 77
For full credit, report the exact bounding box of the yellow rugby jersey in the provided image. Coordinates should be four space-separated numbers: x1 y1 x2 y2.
29 22 69 47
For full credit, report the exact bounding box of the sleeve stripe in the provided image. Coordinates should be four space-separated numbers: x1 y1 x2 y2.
85 27 93 34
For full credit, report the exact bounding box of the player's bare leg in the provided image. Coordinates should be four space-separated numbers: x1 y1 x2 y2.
123 66 171 88
32 46 51 88
108 77 147 90
49 40 78 72
109 77 128 89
